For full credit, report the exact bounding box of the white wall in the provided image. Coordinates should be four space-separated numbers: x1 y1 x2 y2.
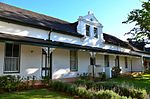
20 45 42 79
52 48 70 79
96 54 104 67
0 43 4 75
51 32 81 45
0 21 49 40
77 12 103 38
132 57 143 72
109 55 115 68
0 42 143 80
132 51 150 58
119 56 125 73
78 51 90 73
0 44 42 79
124 57 132 72
103 44 130 53
52 49 91 79
0 21 133 55
51 31 103 47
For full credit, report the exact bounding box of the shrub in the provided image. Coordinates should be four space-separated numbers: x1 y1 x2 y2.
51 81 64 91
66 84 77 95
98 72 106 81
95 90 129 99
74 79 95 89
85 80 94 90
112 66 121 78
128 89 148 99
76 87 94 98
47 80 132 98
41 76 52 87
76 87 88 97
0 75 25 92
61 82 69 92
94 82 148 99
73 80 148 99
144 68 150 74
74 79 86 87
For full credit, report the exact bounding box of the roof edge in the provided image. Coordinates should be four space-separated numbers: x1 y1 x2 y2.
0 17 84 38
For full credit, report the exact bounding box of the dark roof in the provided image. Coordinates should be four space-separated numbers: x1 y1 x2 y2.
127 40 150 54
0 3 83 37
128 40 146 51
0 32 140 57
103 33 131 49
0 2 147 56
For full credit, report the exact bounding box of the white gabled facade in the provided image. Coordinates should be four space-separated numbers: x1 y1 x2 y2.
0 8 149 81
51 11 104 47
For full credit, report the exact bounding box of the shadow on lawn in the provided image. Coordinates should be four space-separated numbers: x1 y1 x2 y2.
0 89 71 99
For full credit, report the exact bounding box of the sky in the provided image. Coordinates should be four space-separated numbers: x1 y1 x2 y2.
0 0 143 41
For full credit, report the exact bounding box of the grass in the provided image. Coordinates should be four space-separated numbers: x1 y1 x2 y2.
0 89 72 99
106 74 150 93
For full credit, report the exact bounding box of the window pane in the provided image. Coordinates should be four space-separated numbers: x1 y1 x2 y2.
125 57 128 68
70 51 78 71
86 25 90 36
94 27 98 38
13 44 19 57
4 43 20 72
5 43 12 57
90 57 95 65
104 55 109 67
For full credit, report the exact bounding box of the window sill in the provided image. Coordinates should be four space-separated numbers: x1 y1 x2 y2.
3 71 20 74
70 70 78 72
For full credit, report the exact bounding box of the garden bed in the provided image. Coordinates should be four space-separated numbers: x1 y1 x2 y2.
0 74 150 99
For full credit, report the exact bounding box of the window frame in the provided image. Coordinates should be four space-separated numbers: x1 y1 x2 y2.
4 43 20 73
94 27 98 38
104 55 109 67
70 50 78 71
86 25 90 36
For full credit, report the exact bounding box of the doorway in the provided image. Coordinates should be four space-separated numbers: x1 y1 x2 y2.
41 49 50 78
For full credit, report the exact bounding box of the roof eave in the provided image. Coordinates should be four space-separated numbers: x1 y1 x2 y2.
0 17 84 38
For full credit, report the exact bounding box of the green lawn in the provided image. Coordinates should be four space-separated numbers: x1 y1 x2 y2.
0 89 72 99
106 74 150 93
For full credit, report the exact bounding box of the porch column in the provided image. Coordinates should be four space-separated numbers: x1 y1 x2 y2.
113 55 116 66
89 52 96 78
48 48 55 79
141 56 144 72
130 56 133 73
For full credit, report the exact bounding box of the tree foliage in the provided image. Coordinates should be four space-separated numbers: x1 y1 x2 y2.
123 0 150 42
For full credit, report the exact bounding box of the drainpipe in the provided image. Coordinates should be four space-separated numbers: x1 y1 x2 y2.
48 29 52 79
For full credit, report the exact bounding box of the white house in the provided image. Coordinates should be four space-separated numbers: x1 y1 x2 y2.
0 3 149 81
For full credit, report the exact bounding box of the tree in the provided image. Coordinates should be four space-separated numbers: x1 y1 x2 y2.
123 0 150 42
